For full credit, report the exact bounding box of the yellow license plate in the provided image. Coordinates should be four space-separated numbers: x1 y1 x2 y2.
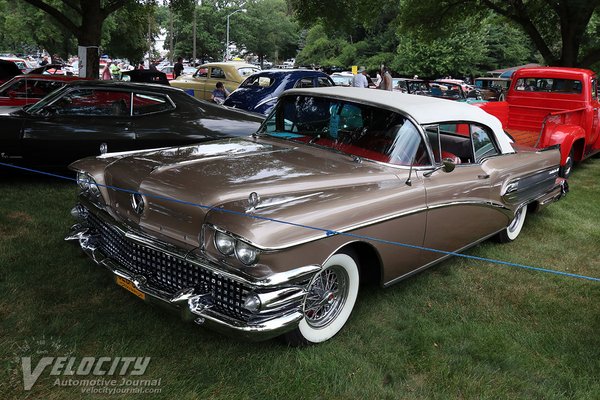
116 276 145 300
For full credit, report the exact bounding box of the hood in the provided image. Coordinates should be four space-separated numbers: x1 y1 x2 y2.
94 137 404 247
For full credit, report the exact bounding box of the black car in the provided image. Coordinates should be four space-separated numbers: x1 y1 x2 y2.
0 80 263 167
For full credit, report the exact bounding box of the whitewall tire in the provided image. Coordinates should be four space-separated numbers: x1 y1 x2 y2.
285 251 360 345
498 205 527 243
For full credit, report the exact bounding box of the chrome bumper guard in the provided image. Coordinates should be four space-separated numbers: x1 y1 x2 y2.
66 202 320 341
535 177 568 210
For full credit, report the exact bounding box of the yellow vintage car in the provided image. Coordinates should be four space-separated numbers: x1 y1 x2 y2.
170 62 259 101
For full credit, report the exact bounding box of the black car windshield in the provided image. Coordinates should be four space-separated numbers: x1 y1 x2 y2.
258 95 430 166
26 84 71 114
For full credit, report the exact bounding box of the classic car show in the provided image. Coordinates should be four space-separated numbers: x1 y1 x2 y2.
1 1 599 399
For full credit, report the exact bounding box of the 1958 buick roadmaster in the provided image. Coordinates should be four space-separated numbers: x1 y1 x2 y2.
66 87 568 345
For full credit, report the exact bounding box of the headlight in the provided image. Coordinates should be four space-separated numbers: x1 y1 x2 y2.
235 241 259 265
76 171 102 202
77 171 90 191
214 231 235 255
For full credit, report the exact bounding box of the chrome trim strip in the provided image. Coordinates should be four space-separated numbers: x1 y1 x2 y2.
211 200 507 252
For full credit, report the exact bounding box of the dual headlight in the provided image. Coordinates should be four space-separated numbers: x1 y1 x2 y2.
76 171 101 199
214 230 260 265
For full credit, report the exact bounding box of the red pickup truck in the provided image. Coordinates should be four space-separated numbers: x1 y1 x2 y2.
478 67 600 177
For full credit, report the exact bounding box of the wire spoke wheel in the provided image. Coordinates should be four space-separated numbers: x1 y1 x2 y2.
284 251 360 345
303 265 348 329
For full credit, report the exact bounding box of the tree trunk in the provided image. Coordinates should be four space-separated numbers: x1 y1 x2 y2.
78 2 103 78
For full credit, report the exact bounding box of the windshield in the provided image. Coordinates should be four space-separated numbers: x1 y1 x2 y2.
26 84 71 114
257 95 430 166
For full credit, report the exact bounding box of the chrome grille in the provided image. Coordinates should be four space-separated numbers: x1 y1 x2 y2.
86 210 251 321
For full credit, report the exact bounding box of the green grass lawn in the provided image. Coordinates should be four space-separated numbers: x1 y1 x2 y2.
1 160 599 400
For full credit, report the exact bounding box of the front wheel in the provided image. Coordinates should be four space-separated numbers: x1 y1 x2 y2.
284 251 360 346
497 205 527 243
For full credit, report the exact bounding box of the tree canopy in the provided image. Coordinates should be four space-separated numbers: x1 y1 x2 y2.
3 0 600 80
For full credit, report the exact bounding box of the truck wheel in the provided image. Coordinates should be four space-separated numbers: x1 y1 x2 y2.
560 149 574 178
497 205 527 243
284 251 359 346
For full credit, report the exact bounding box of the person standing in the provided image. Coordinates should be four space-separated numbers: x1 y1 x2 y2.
109 62 121 80
379 65 393 91
102 62 112 80
173 57 184 79
352 67 369 88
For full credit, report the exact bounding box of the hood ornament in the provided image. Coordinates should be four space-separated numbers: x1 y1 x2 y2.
247 192 261 210
131 193 145 215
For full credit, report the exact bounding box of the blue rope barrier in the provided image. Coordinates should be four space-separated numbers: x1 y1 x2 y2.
1 160 599 283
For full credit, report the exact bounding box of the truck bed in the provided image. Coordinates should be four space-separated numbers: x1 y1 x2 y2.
505 128 539 147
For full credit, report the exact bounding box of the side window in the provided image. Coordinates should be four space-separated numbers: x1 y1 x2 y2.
317 77 332 87
133 93 174 115
592 78 598 100
425 125 441 164
51 89 131 116
30 80 64 98
195 67 208 78
437 122 474 163
210 67 225 79
1 79 29 98
471 125 499 161
294 78 314 88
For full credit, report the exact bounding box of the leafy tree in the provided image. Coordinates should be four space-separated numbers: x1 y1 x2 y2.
238 0 299 66
0 0 76 57
399 0 600 68
17 0 139 77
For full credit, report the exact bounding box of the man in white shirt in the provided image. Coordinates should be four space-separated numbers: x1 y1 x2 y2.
352 67 369 88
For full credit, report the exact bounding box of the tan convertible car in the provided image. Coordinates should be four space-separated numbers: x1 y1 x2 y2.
67 88 568 345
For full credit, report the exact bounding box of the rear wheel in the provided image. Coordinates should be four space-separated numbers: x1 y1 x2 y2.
560 149 574 178
284 251 359 346
497 205 527 243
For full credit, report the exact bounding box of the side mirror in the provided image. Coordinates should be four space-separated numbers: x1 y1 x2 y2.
423 158 456 177
442 158 456 173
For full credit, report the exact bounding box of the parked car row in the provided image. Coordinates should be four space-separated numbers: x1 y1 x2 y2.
4 65 597 346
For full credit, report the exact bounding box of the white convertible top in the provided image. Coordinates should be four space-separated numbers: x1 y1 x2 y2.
286 87 514 154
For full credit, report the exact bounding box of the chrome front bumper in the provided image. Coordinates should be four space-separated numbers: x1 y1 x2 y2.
66 202 320 341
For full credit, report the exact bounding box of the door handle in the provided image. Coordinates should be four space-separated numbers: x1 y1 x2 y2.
478 174 490 179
